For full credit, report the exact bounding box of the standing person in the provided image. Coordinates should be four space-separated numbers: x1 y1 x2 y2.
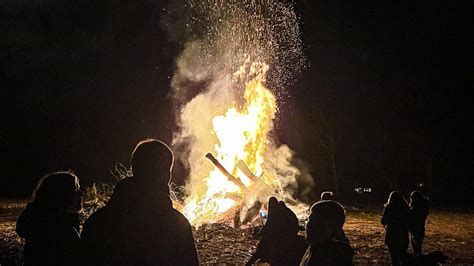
300 201 354 266
16 171 83 266
381 191 411 266
82 139 199 265
409 191 429 255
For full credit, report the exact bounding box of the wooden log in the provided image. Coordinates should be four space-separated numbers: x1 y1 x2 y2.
205 153 248 191
224 192 243 201
236 160 260 182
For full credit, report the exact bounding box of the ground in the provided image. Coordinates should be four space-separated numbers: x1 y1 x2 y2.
1 199 473 265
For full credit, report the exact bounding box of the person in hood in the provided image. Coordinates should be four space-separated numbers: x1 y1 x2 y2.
300 200 354 266
81 139 199 265
246 197 307 266
318 191 350 243
16 171 83 266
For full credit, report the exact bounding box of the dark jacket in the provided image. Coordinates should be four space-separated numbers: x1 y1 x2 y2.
16 203 81 266
307 200 349 244
300 240 354 266
381 204 411 248
410 197 429 234
82 177 199 266
247 199 307 266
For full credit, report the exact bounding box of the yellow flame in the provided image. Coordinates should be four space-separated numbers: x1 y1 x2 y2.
182 62 279 225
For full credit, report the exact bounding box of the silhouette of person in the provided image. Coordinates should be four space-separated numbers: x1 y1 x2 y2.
381 191 411 266
318 191 349 243
300 201 354 266
16 171 83 266
320 191 334 201
246 197 307 266
82 139 199 265
409 191 429 255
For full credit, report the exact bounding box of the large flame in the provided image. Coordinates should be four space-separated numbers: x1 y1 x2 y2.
182 62 282 225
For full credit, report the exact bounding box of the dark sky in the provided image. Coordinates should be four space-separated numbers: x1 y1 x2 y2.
1 1 471 204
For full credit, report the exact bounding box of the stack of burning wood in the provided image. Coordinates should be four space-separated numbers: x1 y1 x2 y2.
205 153 301 227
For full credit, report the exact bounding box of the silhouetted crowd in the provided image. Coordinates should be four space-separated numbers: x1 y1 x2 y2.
16 139 445 265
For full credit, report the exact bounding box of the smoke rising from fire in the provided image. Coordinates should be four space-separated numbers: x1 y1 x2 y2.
162 0 315 218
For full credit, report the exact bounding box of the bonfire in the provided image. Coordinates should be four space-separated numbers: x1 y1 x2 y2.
180 61 300 226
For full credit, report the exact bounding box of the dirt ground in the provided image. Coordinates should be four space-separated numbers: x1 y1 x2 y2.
1 199 473 265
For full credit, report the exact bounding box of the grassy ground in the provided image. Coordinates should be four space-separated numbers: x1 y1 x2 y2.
1 199 473 265
345 207 474 264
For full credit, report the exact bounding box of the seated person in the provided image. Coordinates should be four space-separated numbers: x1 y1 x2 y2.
300 201 354 266
246 197 307 266
317 192 349 243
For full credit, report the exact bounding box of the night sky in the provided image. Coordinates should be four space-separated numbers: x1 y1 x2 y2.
1 1 471 205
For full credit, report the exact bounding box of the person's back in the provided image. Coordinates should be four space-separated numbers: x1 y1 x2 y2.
82 139 199 265
310 199 349 243
409 191 429 255
410 192 429 231
381 191 411 266
16 172 83 266
301 240 354 266
381 202 411 246
301 201 354 266
247 197 307 266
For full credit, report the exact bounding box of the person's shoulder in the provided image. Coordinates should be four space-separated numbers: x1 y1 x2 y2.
328 200 345 209
82 205 108 233
109 177 136 201
172 209 193 227
16 203 35 237
113 177 135 191
322 200 346 215
17 202 34 219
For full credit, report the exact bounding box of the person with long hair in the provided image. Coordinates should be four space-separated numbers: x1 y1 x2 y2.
381 191 411 266
16 171 83 265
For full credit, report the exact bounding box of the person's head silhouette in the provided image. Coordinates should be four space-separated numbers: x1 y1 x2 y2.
131 139 174 190
384 190 408 208
320 191 334 201
32 171 82 212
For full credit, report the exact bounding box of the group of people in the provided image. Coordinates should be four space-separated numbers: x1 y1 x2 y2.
16 138 432 265
17 139 198 265
247 192 354 266
381 190 430 265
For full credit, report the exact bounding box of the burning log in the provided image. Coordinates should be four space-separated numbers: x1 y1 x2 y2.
224 192 243 202
237 159 276 192
205 153 248 192
236 160 260 183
